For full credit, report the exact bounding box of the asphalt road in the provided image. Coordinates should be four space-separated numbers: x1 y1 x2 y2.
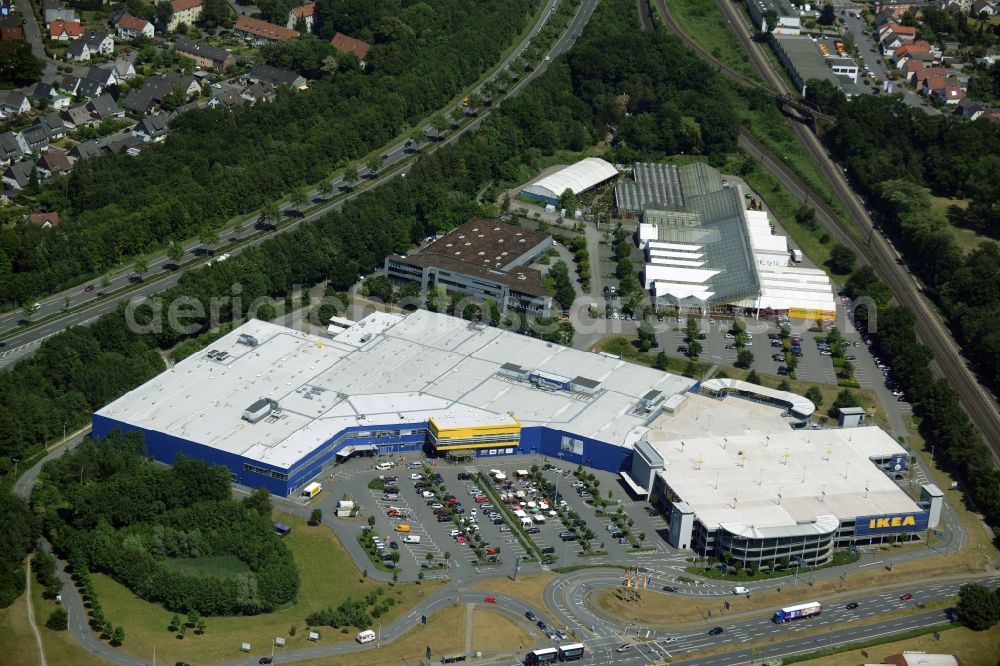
0 0 598 368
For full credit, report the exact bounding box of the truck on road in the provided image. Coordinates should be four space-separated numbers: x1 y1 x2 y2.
772 601 821 623
790 248 803 263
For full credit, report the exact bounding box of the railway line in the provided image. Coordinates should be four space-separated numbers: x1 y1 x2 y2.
653 0 1000 453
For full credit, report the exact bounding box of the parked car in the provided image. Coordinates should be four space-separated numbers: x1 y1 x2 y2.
484 596 497 603
708 627 724 636
846 602 859 610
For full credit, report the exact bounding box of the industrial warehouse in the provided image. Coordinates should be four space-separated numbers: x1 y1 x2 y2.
93 310 695 496
623 390 940 567
617 162 836 319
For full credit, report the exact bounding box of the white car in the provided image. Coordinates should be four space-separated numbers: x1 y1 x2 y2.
422 490 434 498
450 529 464 537
410 473 422 480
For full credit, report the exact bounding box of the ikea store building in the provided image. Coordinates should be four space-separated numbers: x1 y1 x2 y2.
93 310 695 496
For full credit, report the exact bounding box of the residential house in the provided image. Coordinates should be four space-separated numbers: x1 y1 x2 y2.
921 74 949 96
103 134 142 155
913 66 947 87
957 97 989 120
0 14 24 41
45 8 79 27
60 74 81 96
85 65 117 88
0 131 29 167
28 212 61 229
133 115 169 142
234 15 299 45
330 32 370 66
167 0 204 32
893 41 932 67
935 82 965 104
68 139 102 162
3 160 36 190
82 31 114 56
49 19 84 41
286 2 315 32
207 89 244 110
66 40 91 62
247 63 306 89
123 71 200 115
64 102 95 128
878 22 916 43
174 39 236 71
37 111 68 140
0 90 30 117
17 125 48 153
240 81 277 105
76 76 104 98
107 58 137 83
50 94 72 111
87 93 125 119
972 0 997 14
114 13 154 40
35 149 72 178
21 82 54 106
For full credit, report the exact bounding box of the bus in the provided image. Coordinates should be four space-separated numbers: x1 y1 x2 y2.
557 643 585 661
772 601 822 623
524 647 558 665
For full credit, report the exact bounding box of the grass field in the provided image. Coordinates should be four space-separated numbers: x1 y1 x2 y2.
471 607 536 652
663 0 760 82
88 511 442 665
163 555 251 577
793 622 1000 665
470 574 556 626
929 195 998 255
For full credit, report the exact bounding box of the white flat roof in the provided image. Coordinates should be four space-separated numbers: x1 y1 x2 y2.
522 157 618 199
643 395 919 531
96 310 696 469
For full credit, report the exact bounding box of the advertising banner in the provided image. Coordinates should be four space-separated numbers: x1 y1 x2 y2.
854 511 928 536
561 436 583 456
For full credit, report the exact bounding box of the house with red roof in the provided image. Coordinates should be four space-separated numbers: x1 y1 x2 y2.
114 14 154 40
168 0 203 32
234 15 299 45
330 32 370 66
286 3 315 32
28 212 60 229
50 19 84 41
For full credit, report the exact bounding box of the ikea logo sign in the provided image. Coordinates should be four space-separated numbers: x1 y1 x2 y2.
855 511 928 536
868 515 916 529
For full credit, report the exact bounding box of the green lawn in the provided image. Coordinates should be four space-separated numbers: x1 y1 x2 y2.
929 195 998 254
88 511 442 665
163 555 251 577
662 0 761 82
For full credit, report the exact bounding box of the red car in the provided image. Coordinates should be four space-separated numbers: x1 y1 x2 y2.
900 593 913 601
474 496 488 503
445 497 458 506
484 596 497 603
84 284 95 292
485 546 497 555
455 536 467 544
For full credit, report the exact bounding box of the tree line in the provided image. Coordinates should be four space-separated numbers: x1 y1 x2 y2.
31 431 300 615
0 0 534 308
805 81 1000 396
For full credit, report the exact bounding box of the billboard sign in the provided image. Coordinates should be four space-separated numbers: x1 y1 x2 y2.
561 436 583 456
888 453 908 473
854 511 928 536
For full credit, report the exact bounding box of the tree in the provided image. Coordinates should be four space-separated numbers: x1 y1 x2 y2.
0 42 45 87
167 241 185 264
261 200 281 227
134 255 150 280
805 386 824 407
430 113 449 140
368 515 376 528
111 625 124 646
830 389 861 415
170 614 181 631
196 618 206 634
290 185 309 213
763 8 779 32
366 156 382 178
309 508 323 526
200 0 230 29
46 608 68 631
344 163 359 189
956 583 1000 630
745 369 761 384
778 379 791 391
736 349 754 369
187 609 199 628
827 243 856 274
818 3 836 25
243 487 272 517
199 229 219 253
409 129 425 149
559 188 578 213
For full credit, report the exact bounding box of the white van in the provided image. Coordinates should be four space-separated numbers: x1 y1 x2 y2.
403 535 421 544
357 629 376 644
733 586 750 595
376 462 393 471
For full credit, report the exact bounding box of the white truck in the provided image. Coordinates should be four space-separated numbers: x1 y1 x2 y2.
790 248 803 263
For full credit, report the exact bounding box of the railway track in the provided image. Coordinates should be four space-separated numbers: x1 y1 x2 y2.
654 0 1000 451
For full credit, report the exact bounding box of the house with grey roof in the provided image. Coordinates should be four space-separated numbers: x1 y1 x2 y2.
83 31 114 56
18 126 49 154
174 39 236 71
3 160 36 191
123 72 200 116
87 93 125 119
44 7 79 26
0 90 31 117
247 64 306 89
37 111 68 140
35 149 72 178
67 40 91 62
63 102 94 128
60 75 81 97
86 65 117 88
68 139 103 162
133 115 169 142
76 77 104 99
0 131 29 166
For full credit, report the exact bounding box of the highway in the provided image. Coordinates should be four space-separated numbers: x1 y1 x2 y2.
0 0 596 370
654 0 1000 454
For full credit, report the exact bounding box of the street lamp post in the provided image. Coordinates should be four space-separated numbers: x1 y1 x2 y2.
378 621 382 647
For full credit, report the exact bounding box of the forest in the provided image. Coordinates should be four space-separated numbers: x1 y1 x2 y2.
0 0 534 307
31 431 300 615
805 81 1000 394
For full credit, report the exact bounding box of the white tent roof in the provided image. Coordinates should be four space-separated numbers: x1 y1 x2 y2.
522 158 619 200
652 282 715 301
